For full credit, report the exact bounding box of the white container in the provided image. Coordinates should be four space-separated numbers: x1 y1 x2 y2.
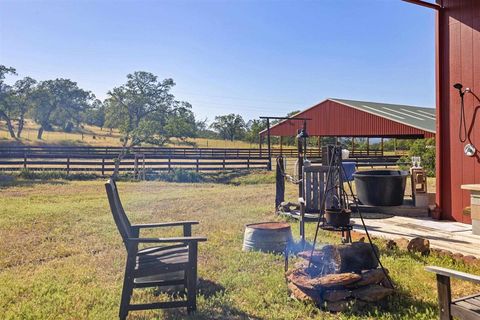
341 149 350 160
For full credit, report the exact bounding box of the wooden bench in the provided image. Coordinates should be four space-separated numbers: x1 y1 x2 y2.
425 266 480 320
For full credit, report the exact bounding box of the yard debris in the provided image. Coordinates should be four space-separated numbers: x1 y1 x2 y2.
462 255 477 264
394 238 410 250
385 239 397 250
277 201 300 213
452 252 464 260
407 237 430 255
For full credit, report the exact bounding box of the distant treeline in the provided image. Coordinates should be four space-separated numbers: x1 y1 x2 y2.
0 65 297 147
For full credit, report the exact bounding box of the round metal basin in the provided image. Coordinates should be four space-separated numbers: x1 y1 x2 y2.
353 170 409 206
242 222 292 253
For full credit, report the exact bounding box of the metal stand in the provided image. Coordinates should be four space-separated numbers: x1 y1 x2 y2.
320 225 353 244
306 145 395 289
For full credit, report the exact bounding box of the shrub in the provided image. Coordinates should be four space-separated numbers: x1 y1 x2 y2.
18 169 99 180
397 138 436 176
154 169 204 183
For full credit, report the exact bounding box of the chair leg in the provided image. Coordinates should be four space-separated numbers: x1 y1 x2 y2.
119 274 134 319
187 243 198 314
119 256 135 320
436 274 452 320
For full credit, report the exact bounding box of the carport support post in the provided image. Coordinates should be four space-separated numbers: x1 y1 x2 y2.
318 136 322 155
259 136 262 157
367 137 370 155
266 118 272 170
297 129 304 197
279 136 283 155
352 137 355 155
381 138 384 156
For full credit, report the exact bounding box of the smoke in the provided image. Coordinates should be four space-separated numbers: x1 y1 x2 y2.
284 238 340 276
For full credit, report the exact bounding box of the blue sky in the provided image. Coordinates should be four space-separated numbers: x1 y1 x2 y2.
0 0 435 122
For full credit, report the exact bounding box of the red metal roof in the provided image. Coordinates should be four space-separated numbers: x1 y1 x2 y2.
260 98 436 139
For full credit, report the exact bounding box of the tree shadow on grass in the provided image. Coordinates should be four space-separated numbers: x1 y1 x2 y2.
0 177 68 189
202 170 258 184
162 278 263 320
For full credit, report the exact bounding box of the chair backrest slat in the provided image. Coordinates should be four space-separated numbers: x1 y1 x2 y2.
303 165 328 213
105 179 133 246
305 171 312 210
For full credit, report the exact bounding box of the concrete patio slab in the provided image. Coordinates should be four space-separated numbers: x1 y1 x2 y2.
351 215 480 258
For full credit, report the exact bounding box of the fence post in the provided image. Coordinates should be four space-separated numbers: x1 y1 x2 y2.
168 157 171 172
23 153 27 170
66 157 70 175
142 154 146 180
196 158 199 172
247 158 250 169
101 158 105 176
275 156 285 211
223 157 226 171
134 154 138 179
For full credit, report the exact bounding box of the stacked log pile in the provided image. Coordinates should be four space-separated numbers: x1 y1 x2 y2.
285 242 394 312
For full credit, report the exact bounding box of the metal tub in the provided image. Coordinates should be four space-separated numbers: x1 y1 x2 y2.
353 170 409 206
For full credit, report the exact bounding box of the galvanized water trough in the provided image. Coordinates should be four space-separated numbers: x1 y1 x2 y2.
242 222 293 253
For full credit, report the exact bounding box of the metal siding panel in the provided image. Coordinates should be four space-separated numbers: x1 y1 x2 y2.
268 100 434 137
437 0 480 223
473 14 480 223
449 18 462 222
460 1 474 223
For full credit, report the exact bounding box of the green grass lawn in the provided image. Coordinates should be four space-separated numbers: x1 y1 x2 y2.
0 173 479 319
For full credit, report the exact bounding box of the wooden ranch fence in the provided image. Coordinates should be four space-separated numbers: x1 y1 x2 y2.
0 146 403 175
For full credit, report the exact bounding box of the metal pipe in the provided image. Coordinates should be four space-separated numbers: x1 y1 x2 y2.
401 0 441 10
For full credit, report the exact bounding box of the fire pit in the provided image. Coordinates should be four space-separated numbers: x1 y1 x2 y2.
285 242 394 312
242 222 293 253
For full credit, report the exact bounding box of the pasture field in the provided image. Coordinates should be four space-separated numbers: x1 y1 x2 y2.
0 171 477 320
0 120 260 149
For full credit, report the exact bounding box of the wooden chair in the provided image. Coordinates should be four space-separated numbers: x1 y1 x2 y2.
105 179 207 319
288 165 332 244
425 266 480 320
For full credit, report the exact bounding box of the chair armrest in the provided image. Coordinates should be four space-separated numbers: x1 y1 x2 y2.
425 266 480 284
131 221 199 229
127 236 207 244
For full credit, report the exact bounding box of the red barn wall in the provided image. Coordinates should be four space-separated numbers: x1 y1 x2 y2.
436 0 480 223
265 100 434 138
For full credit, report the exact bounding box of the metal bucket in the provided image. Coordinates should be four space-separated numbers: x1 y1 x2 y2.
242 222 292 253
325 209 351 227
